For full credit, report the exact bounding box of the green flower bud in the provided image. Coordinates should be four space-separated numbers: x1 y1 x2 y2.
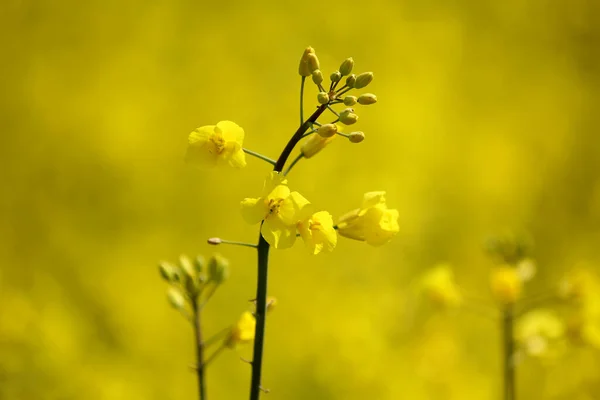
339 108 359 125
298 47 316 77
179 255 195 280
346 74 356 88
354 72 374 89
339 57 354 76
317 92 330 105
208 253 230 284
167 287 186 310
317 123 338 138
311 69 324 85
357 93 377 105
330 71 342 82
158 261 177 282
343 96 357 106
194 255 207 283
348 131 365 143
307 53 320 73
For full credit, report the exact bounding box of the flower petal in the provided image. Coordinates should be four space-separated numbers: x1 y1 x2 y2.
262 172 287 197
188 125 215 145
261 217 296 249
216 120 245 144
241 197 267 224
228 148 247 168
361 191 386 209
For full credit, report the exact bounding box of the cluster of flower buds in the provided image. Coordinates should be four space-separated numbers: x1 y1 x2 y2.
158 253 229 314
298 47 376 145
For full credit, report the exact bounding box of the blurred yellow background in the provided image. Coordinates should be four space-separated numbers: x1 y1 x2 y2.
1 0 599 399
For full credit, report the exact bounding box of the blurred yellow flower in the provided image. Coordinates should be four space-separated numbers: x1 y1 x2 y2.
515 309 565 358
420 263 462 308
226 311 256 348
240 172 309 249
186 121 246 168
297 211 337 254
490 266 523 305
301 132 337 158
336 191 399 246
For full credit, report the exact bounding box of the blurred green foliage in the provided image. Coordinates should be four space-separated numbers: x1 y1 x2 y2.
1 0 599 399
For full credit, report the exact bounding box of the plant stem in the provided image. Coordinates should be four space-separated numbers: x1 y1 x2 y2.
502 305 516 400
193 300 207 400
243 148 276 166
249 104 328 400
300 76 306 125
283 154 304 176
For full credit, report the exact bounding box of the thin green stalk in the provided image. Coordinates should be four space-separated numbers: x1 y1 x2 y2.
503 306 516 400
249 104 328 400
243 148 276 166
192 300 207 400
283 154 304 176
203 326 232 349
300 76 306 126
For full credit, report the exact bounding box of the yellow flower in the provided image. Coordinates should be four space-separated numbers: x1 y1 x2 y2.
240 172 309 249
336 191 399 246
297 211 337 254
226 311 256 348
420 263 462 308
490 266 523 304
516 309 565 357
301 133 337 159
185 121 246 168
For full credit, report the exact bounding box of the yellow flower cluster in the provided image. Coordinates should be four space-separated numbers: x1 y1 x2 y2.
420 264 463 308
241 172 337 253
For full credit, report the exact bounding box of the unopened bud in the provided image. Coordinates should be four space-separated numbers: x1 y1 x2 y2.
207 237 222 245
301 132 337 158
357 93 377 105
330 71 342 82
343 96 357 106
354 72 374 89
311 69 323 85
158 261 177 282
167 287 186 310
307 53 320 73
298 47 315 77
348 131 365 143
179 255 195 279
346 74 356 88
317 92 330 105
339 58 354 76
339 108 359 125
490 266 523 305
194 255 206 282
317 123 338 138
208 253 230 284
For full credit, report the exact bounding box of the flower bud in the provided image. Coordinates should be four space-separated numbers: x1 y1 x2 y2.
194 255 207 282
357 93 377 105
330 71 342 82
317 123 338 138
158 261 178 282
167 287 186 310
208 253 230 284
346 74 356 88
317 92 330 105
348 131 365 143
311 69 324 85
343 96 357 106
307 53 320 73
298 47 315 77
179 254 195 280
490 266 523 305
339 108 359 125
339 57 354 76
301 131 337 158
354 72 374 89
207 237 222 245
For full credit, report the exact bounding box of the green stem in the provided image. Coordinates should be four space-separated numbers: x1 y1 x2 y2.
503 306 516 400
300 76 306 126
192 299 207 400
203 343 227 368
249 104 328 400
216 239 258 249
283 154 304 176
243 148 276 166
203 326 232 349
326 105 339 117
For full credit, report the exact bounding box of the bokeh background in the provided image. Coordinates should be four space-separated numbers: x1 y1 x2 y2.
1 0 600 399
